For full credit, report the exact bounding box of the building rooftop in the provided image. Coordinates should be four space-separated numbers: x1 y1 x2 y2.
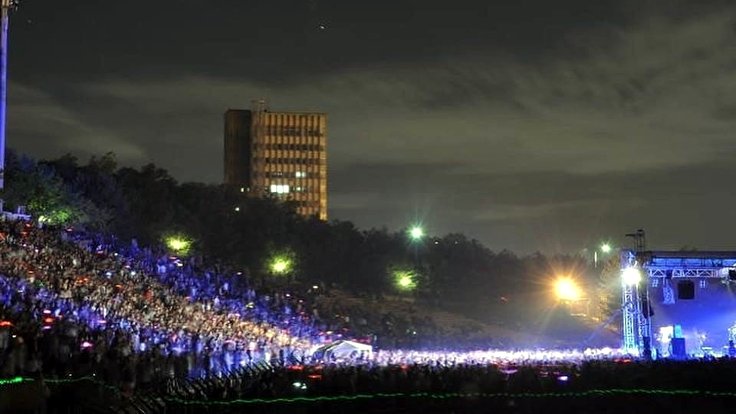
226 108 326 116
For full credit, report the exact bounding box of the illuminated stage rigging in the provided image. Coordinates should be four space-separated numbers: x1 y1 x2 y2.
621 244 736 357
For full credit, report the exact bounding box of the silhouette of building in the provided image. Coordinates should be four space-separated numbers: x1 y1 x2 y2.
224 101 327 220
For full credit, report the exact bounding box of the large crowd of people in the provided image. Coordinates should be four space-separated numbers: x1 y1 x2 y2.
6 216 736 413
0 219 330 381
0 218 623 383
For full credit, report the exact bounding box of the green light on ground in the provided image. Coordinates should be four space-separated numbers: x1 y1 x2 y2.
269 256 293 275
394 270 417 291
165 235 192 255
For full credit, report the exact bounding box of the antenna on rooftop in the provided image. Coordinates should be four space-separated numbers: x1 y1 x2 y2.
251 99 269 113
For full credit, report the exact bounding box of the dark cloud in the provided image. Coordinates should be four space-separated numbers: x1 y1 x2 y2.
11 0 629 83
331 153 736 252
6 0 736 252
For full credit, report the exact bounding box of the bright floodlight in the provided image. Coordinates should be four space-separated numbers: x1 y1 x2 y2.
554 278 581 301
600 243 612 254
621 267 642 286
408 226 424 241
165 236 192 255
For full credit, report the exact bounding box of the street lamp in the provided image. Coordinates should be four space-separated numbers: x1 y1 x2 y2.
595 242 614 268
408 225 424 241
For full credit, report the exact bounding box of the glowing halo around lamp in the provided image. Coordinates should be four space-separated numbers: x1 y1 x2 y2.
398 275 413 288
268 255 293 275
271 259 289 274
165 235 192 255
408 226 424 241
554 278 581 301
393 270 417 291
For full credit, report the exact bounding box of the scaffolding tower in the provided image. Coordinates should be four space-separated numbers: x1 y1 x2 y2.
0 0 20 207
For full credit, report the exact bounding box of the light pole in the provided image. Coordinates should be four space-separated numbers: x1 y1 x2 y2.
407 224 425 259
403 224 425 294
407 224 425 261
0 0 18 211
594 242 613 268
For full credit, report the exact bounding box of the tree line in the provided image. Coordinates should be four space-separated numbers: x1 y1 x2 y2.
1 151 612 329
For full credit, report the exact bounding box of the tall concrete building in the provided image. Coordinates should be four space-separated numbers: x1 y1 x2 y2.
224 102 328 220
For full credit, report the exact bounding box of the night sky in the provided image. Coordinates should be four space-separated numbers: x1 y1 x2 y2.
7 0 736 253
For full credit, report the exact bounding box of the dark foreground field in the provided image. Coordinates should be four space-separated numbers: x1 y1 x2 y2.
2 378 736 414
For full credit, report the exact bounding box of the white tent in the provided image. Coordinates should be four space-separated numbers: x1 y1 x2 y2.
314 340 373 361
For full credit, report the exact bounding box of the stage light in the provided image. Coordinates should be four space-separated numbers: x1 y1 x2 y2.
554 278 581 301
600 243 612 254
622 267 642 286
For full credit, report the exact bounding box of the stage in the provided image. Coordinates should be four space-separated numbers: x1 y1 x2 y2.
621 250 736 358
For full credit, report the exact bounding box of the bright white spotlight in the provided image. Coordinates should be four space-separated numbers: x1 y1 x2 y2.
621 267 642 286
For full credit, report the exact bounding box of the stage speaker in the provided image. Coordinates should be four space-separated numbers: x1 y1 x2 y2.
729 270 736 281
677 281 695 300
671 337 686 359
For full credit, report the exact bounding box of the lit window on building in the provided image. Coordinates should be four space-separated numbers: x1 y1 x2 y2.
295 171 306 178
269 184 290 194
